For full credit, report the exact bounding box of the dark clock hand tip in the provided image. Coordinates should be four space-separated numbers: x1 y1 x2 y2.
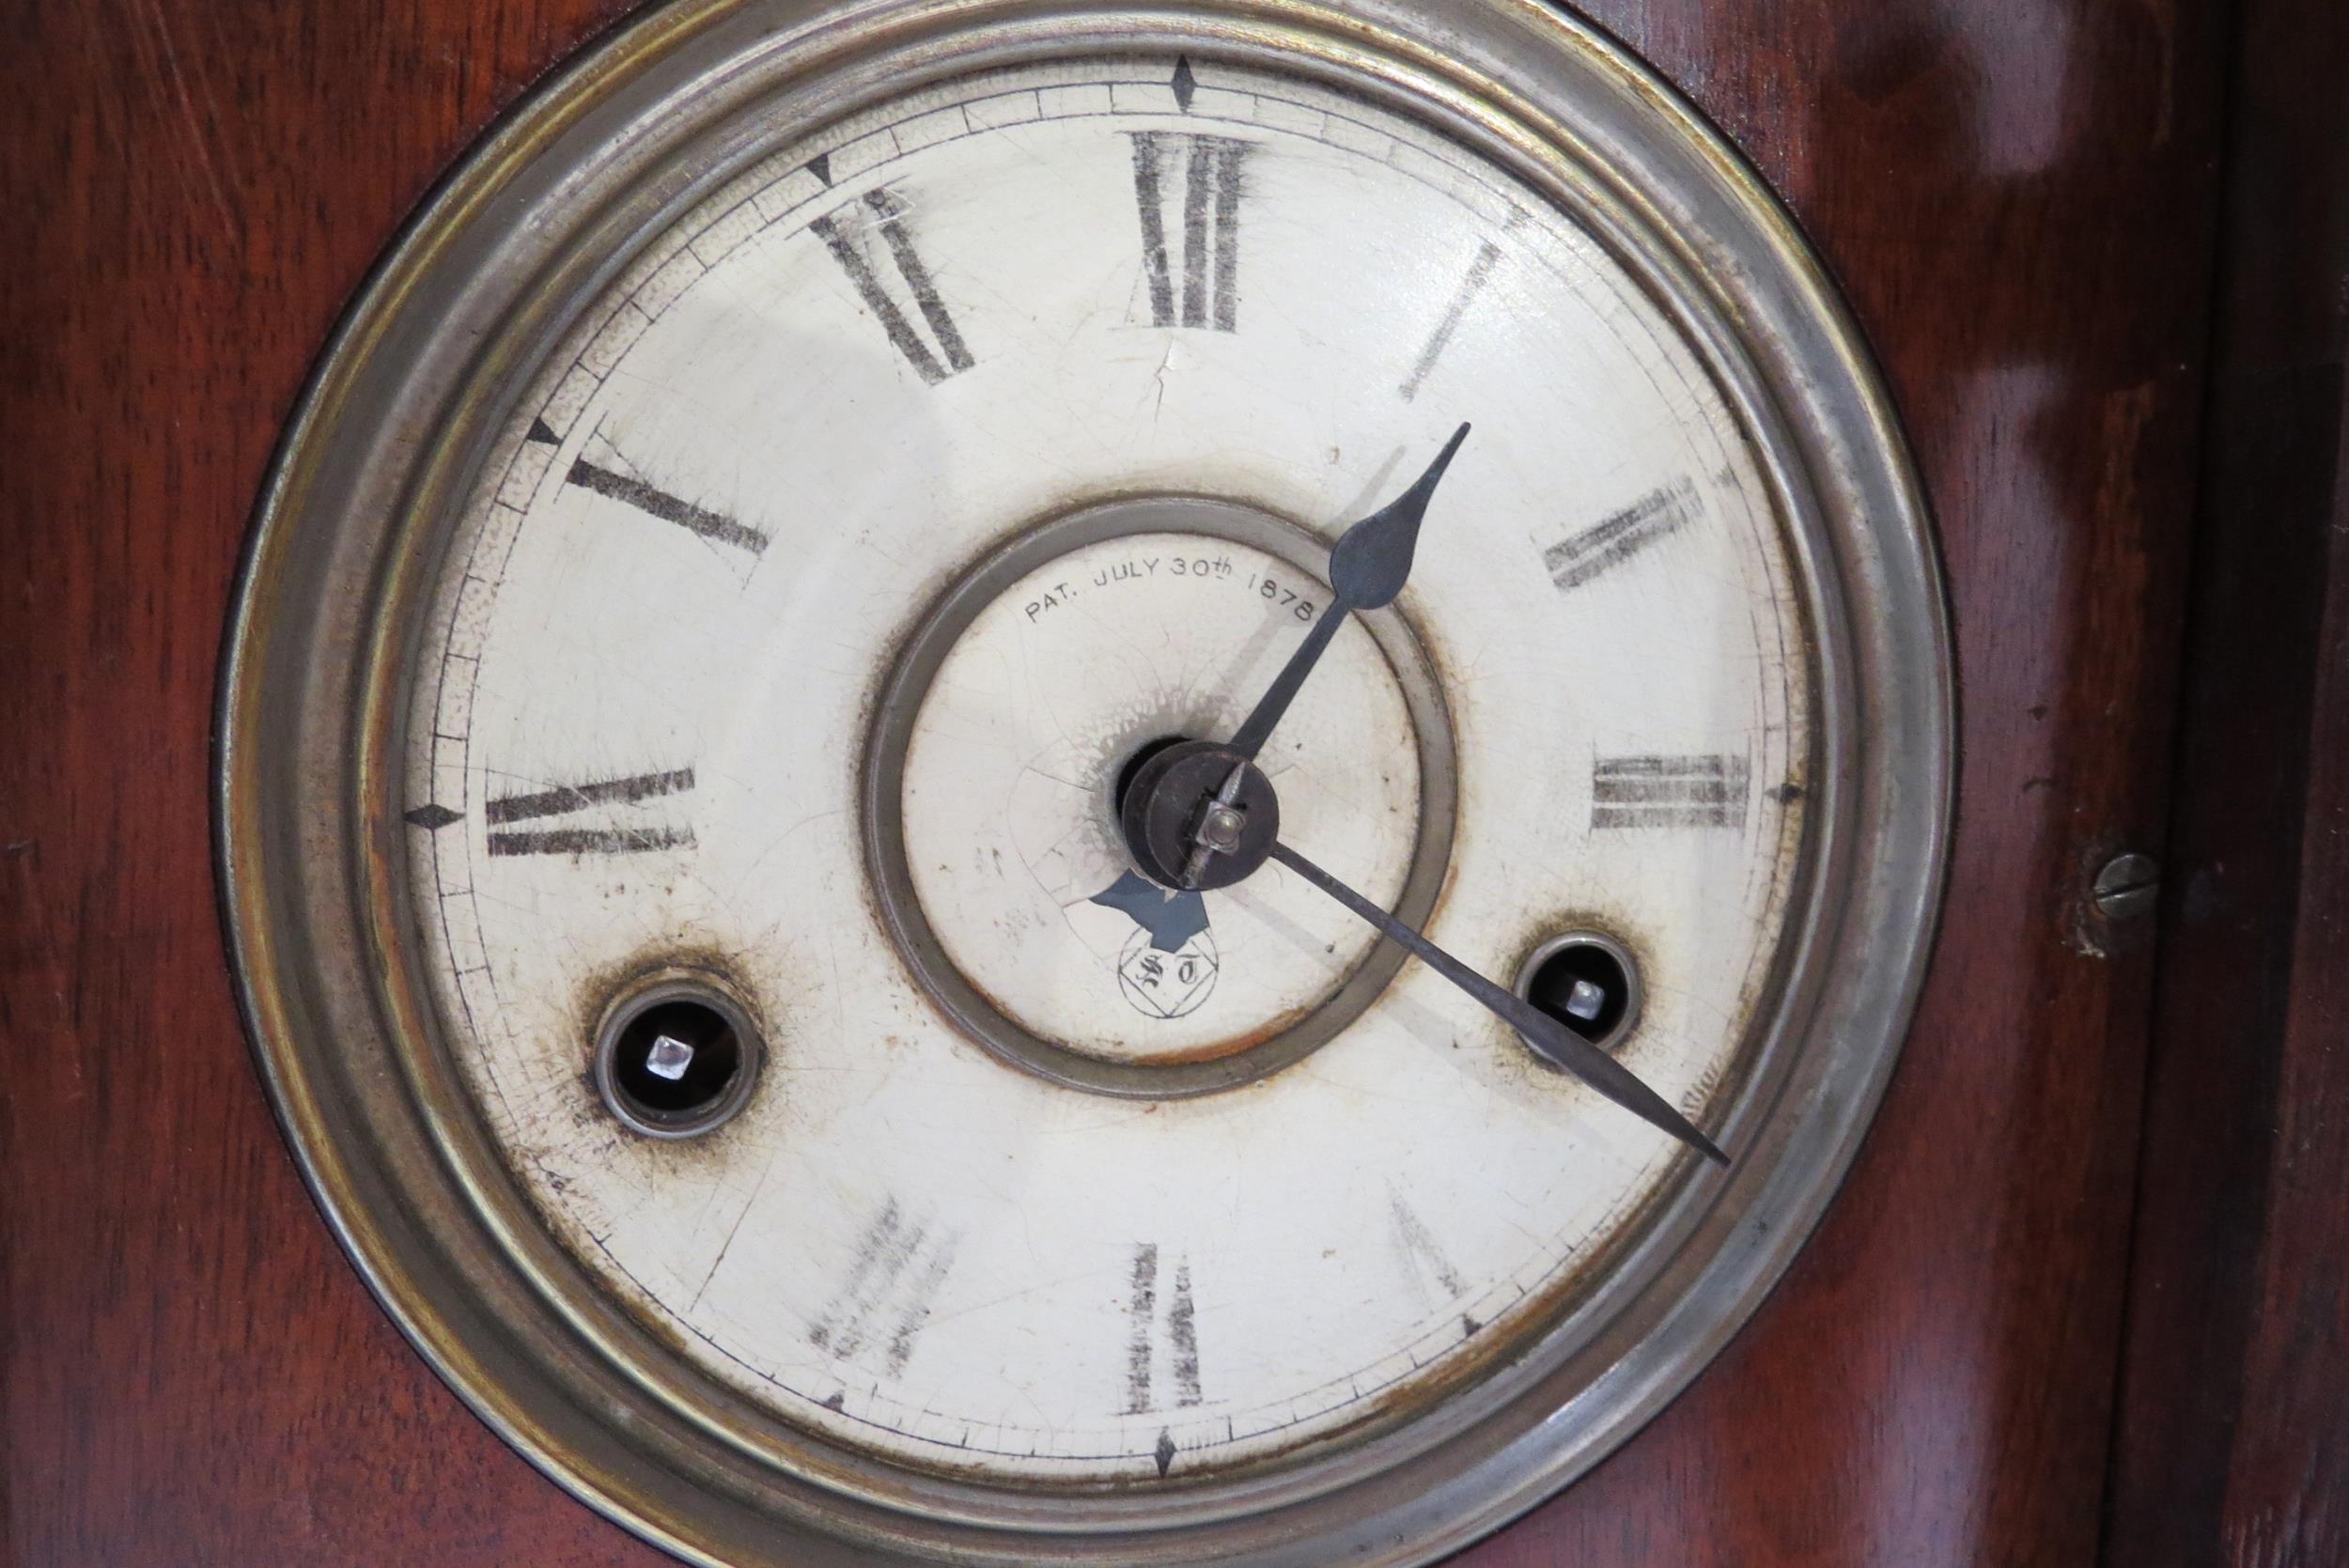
1398 422 1472 499
1267 838 1729 1168
1331 423 1474 612
1520 1020 1727 1166
1229 427 1477 758
1406 419 1472 498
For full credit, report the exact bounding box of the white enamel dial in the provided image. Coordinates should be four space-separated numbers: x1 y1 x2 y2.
397 51 1812 1487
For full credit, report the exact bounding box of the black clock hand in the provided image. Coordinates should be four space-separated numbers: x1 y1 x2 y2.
1088 426 1470 944
1268 840 1729 1166
1224 423 1470 761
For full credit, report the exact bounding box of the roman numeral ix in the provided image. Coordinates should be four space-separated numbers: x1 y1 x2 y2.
484 766 696 857
1128 132 1251 332
1590 753 1750 831
811 187 974 384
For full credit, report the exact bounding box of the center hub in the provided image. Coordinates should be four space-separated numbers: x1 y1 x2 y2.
863 495 1457 1098
1119 740 1282 892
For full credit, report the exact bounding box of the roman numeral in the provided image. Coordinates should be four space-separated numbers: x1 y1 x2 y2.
1391 1197 1465 1297
1392 1196 1486 1339
1591 754 1750 831
1128 132 1251 331
484 767 695 856
1544 478 1699 591
565 456 769 555
808 1199 959 1378
1400 240 1502 400
810 187 974 384
1122 1242 1203 1418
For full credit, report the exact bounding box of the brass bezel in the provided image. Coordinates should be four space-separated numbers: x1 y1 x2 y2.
217 3 1953 1563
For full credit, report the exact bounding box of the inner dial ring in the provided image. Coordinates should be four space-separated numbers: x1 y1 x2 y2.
863 495 1457 1097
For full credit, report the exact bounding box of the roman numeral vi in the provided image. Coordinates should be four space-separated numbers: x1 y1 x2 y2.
1122 1242 1204 1416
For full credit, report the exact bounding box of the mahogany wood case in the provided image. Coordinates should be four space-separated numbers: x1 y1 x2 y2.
4 0 2343 1564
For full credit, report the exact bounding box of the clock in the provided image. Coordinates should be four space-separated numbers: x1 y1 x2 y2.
216 0 1951 1563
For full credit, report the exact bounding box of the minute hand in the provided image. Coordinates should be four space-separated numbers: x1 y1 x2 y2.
1225 423 1470 761
1268 841 1729 1166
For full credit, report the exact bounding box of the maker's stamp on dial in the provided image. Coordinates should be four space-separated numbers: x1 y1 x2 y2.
1118 929 1221 1019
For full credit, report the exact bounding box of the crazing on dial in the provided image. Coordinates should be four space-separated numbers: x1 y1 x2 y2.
395 53 1812 1484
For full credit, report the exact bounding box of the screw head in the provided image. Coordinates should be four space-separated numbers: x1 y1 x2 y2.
1198 803 1248 855
1515 930 1641 1054
1563 978 1608 1021
2092 851 2160 921
1118 740 1279 892
644 1033 696 1081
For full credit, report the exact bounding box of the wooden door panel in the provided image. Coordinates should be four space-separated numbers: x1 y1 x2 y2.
2103 0 2349 1560
1 6 662 1563
0 2 2220 1563
1482 4 2221 1563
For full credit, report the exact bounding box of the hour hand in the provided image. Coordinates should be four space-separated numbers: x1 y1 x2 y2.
1224 423 1470 762
1268 840 1728 1165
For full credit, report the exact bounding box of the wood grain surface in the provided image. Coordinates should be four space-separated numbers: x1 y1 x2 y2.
0 1 2229 1564
2102 0 2349 1560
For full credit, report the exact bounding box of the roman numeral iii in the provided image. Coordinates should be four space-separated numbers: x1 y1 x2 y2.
811 187 974 383
1127 132 1251 332
1590 754 1750 831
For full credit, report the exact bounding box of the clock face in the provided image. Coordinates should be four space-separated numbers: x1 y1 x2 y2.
223 3 1949 1561
400 53 1808 1483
